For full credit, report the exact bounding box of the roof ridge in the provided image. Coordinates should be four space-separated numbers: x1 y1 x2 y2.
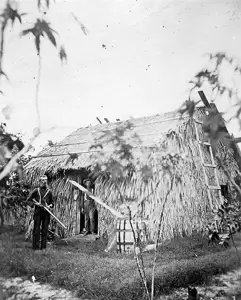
34 106 206 158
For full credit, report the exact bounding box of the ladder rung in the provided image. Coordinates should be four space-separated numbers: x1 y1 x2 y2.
198 140 211 146
208 185 221 190
203 163 217 168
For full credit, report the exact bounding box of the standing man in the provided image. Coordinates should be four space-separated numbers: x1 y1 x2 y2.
26 175 54 250
82 178 98 236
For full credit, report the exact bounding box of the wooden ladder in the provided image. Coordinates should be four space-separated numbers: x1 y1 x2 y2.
193 118 222 210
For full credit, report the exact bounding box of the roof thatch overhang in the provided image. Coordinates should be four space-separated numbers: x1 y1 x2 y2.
25 108 199 177
25 106 238 182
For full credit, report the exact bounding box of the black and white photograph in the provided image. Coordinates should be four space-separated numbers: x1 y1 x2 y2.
0 0 241 299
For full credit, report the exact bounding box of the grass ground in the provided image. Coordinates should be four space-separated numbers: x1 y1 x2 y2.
0 226 241 300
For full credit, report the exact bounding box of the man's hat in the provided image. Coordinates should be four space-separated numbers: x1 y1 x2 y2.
40 175 48 181
83 178 95 189
83 178 92 184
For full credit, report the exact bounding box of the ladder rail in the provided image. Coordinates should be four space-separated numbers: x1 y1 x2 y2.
208 140 223 204
193 118 223 210
194 121 213 209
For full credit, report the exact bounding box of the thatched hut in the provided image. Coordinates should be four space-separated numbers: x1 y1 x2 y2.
24 106 241 242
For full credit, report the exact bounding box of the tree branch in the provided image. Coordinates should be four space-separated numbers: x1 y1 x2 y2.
127 206 151 300
0 22 6 81
35 51 42 128
0 131 39 181
151 176 175 300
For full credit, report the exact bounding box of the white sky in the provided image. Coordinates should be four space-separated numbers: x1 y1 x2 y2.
1 0 241 152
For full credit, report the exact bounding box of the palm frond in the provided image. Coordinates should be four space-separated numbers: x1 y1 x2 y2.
59 45 67 63
20 19 57 54
0 70 9 81
71 13 88 36
1 3 24 26
21 28 35 36
39 20 57 47
38 0 51 10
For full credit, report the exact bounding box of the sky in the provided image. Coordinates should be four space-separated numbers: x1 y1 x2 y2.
1 0 241 152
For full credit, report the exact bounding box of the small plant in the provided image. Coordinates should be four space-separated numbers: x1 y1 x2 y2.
207 193 240 251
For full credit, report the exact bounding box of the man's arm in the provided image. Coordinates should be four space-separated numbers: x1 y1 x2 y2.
46 191 54 209
26 189 38 207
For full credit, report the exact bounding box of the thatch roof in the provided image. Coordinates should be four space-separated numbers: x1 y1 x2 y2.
25 108 202 176
24 107 241 240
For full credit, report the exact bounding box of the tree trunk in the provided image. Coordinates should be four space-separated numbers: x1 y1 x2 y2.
0 195 4 227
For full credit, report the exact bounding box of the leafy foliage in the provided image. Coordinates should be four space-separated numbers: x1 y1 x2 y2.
90 121 140 181
37 0 53 10
189 52 241 126
59 45 67 63
0 2 24 27
0 1 26 99
21 19 57 54
4 173 30 210
207 188 241 248
71 13 89 36
190 52 240 98
0 123 25 181
178 100 200 117
178 52 241 155
0 153 31 226
66 153 78 165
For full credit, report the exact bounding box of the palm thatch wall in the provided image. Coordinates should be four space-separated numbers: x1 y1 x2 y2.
93 116 239 241
24 107 240 240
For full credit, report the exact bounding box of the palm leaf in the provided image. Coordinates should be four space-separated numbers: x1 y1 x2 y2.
21 19 57 54
44 28 56 47
10 10 22 25
38 0 51 10
59 45 67 63
21 28 41 53
21 28 35 36
40 20 57 47
71 13 88 36
0 70 9 81
4 4 24 26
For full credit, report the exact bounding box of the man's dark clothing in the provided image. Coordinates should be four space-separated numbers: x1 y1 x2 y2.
27 187 54 250
84 194 98 234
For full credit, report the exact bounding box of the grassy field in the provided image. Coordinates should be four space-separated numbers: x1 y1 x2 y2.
0 226 241 300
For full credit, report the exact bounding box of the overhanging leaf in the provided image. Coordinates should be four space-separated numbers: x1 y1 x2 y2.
21 19 57 54
66 153 78 165
71 13 89 36
59 45 67 63
1 70 9 81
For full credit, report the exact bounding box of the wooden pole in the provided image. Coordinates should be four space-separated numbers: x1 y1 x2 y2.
69 180 124 218
33 200 67 230
75 193 78 235
198 90 241 171
232 137 241 144
198 90 211 108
